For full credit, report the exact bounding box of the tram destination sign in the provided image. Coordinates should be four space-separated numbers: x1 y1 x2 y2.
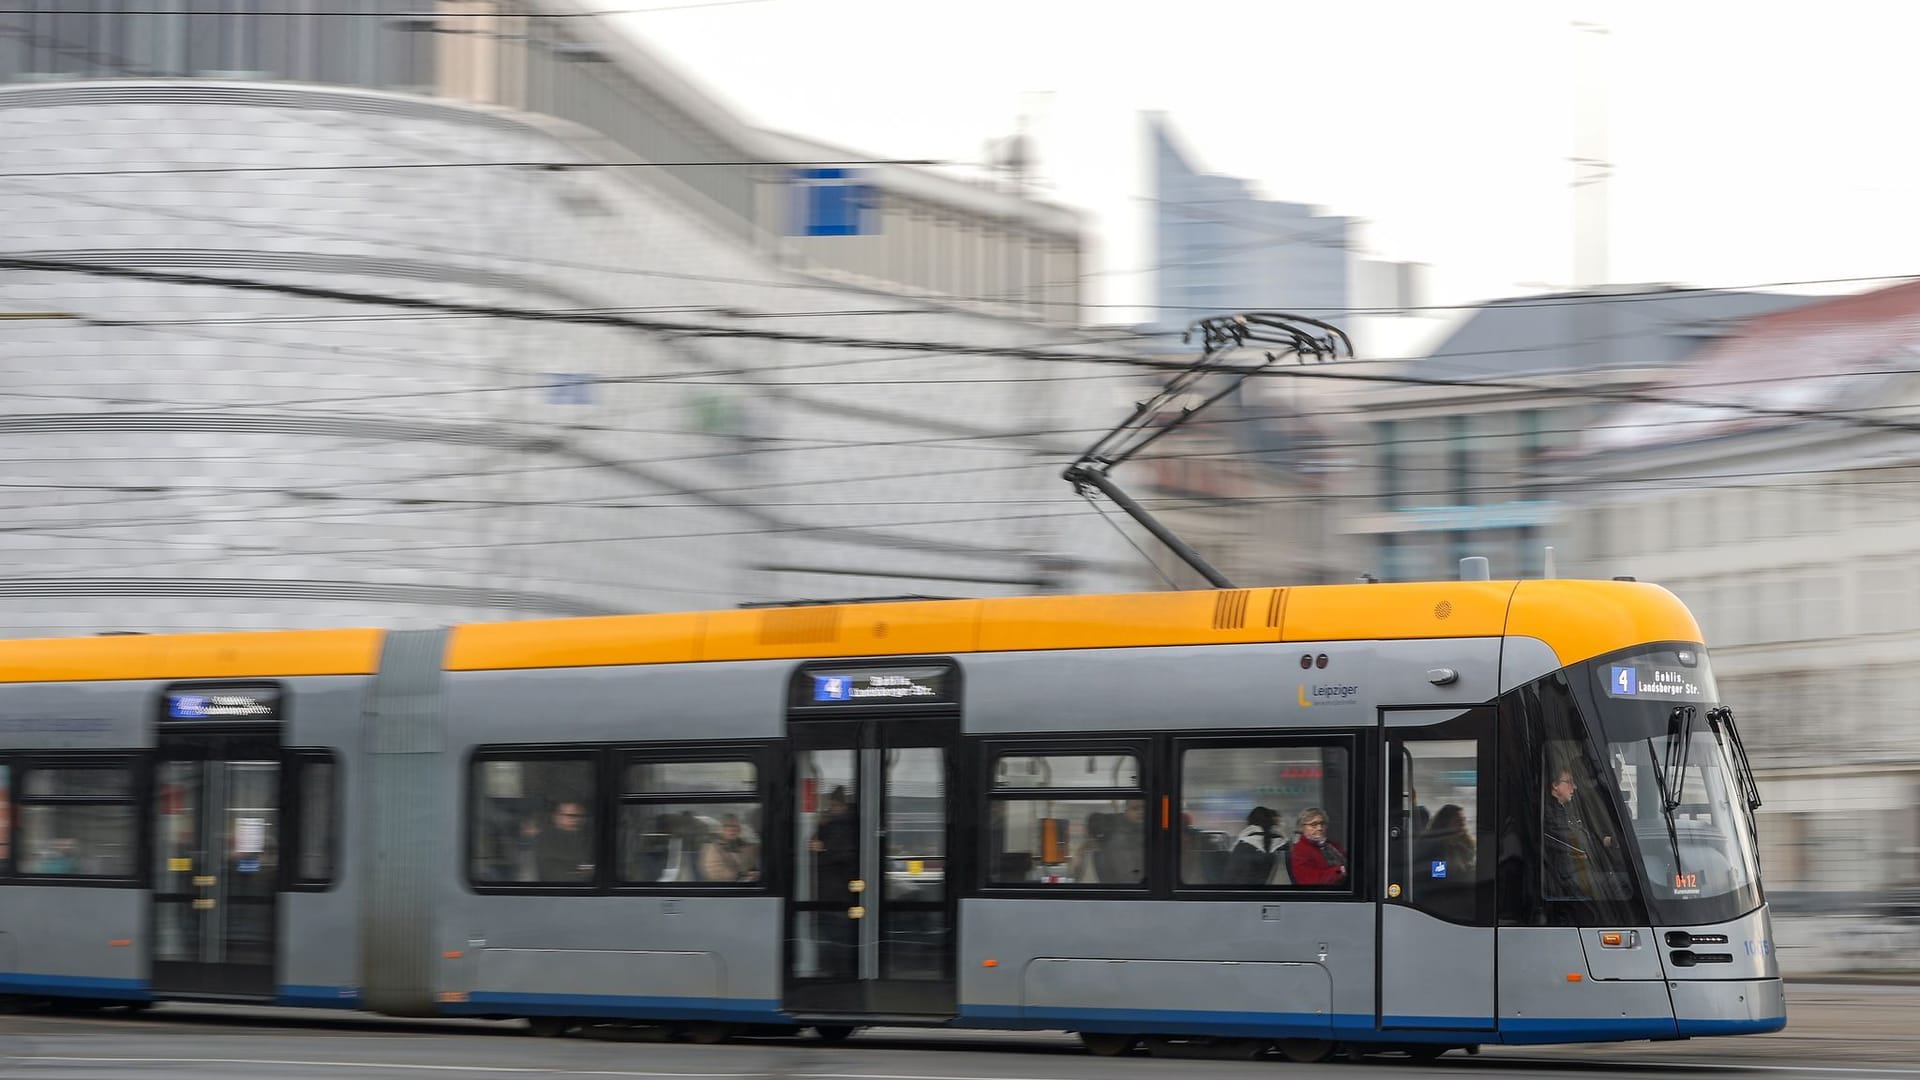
801 665 954 707
165 687 282 721
1604 665 1707 701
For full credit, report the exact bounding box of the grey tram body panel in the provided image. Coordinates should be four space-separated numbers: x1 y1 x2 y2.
281 673 377 1006
437 659 791 1022
0 617 1784 1047
0 677 156 998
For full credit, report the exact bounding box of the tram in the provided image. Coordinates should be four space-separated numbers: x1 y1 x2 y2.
0 576 1781 1059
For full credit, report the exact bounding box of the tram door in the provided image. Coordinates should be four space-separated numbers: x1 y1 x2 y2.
784 664 960 1018
1378 708 1497 1031
152 691 283 999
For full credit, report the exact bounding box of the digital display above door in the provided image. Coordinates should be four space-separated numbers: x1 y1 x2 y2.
165 687 281 721
795 665 955 707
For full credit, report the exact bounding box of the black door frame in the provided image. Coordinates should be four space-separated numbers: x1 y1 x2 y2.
150 723 283 1000
781 659 963 1019
1376 706 1500 1030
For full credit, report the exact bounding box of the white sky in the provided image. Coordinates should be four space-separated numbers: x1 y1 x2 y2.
618 0 1920 326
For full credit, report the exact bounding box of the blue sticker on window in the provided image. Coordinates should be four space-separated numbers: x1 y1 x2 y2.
1611 666 1638 696
238 858 260 874
1431 859 1448 879
813 675 852 702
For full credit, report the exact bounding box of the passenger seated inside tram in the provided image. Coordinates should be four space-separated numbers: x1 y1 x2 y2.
625 819 672 883
701 813 760 883
1226 806 1287 885
1069 812 1108 883
1094 801 1146 884
1182 811 1231 884
532 800 594 882
1288 807 1348 886
35 835 79 875
1415 803 1475 879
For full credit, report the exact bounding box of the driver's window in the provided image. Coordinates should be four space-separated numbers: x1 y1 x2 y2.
1542 745 1629 901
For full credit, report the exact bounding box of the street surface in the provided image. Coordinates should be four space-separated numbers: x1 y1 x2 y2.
1 983 1914 1079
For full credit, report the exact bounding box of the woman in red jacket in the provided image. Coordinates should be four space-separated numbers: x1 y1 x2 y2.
1288 807 1349 886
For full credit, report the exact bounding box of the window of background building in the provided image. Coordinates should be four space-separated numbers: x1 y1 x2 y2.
1803 572 1842 640
1447 529 1471 575
1585 504 1613 566
1449 414 1472 506
987 752 1145 887
1 2 438 87
1519 408 1544 474
1375 534 1403 583
1756 810 1808 892
1375 420 1400 511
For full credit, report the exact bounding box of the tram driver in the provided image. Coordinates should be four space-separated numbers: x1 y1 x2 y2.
1544 764 1614 898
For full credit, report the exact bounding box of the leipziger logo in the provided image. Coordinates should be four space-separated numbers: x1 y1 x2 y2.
1298 682 1361 707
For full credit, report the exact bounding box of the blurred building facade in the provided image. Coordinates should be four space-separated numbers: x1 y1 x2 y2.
1551 280 1920 907
1333 287 1816 585
1115 363 1356 590
2 1 1084 323
1324 278 1920 945
0 1 1150 637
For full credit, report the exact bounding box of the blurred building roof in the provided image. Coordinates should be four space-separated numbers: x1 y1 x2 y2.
547 0 1084 238
1414 286 1816 382
1578 279 1920 453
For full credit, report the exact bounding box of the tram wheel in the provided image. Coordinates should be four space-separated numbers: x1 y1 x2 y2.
811 1024 856 1043
684 1022 734 1045
1406 1045 1450 1062
1079 1032 1137 1057
526 1017 570 1038
1276 1038 1335 1063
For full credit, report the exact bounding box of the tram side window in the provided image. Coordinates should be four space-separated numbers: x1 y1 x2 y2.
987 752 1146 887
17 765 137 879
1179 744 1353 889
617 759 761 886
293 754 337 885
469 756 597 886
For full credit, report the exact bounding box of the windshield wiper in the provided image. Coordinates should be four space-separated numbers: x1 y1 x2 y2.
1664 705 1696 813
1644 736 1685 880
1710 705 1763 819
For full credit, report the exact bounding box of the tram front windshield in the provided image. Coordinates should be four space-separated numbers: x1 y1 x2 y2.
1587 647 1764 927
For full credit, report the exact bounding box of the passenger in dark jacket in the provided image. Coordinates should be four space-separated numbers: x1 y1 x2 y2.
1226 806 1286 885
809 786 860 899
534 801 594 882
1095 801 1147 883
1415 803 1475 879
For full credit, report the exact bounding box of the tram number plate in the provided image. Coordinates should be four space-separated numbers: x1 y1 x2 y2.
1673 872 1699 892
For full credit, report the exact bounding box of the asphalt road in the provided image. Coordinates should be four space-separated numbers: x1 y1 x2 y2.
2 984 1915 1080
